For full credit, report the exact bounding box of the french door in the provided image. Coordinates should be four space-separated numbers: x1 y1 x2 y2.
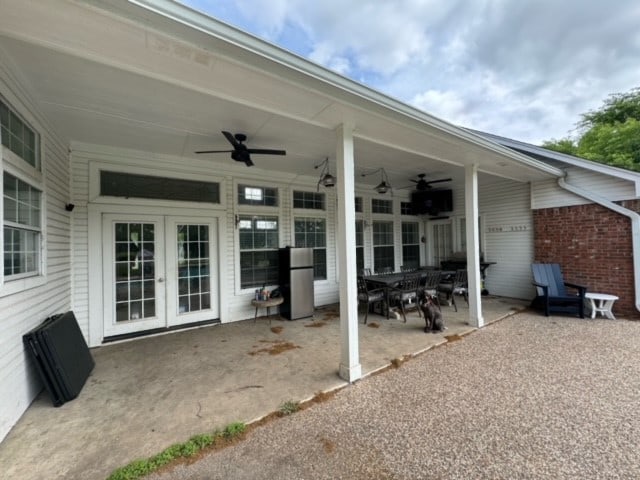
103 214 218 337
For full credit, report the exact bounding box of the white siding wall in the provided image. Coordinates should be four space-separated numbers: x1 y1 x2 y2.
71 145 352 343
532 167 637 209
479 179 535 300
0 62 71 441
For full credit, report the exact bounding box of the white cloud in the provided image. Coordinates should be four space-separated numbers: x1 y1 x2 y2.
183 0 640 144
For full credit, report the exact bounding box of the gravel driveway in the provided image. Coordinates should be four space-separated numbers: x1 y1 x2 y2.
149 313 640 480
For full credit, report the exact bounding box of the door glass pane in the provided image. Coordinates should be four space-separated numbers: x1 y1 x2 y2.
113 222 156 322
176 224 211 314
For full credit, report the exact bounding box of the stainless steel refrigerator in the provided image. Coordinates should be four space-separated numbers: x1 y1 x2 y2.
279 247 314 320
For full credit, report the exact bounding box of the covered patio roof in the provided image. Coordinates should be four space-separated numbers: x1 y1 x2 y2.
0 0 562 186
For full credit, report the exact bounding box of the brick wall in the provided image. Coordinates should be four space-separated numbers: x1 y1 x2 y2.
533 200 640 319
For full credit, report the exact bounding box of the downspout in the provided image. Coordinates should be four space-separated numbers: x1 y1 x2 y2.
557 176 640 313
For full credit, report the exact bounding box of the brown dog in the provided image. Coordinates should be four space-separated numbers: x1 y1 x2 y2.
419 293 444 333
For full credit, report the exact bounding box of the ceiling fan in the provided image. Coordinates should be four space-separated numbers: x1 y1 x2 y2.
195 131 286 167
403 173 452 191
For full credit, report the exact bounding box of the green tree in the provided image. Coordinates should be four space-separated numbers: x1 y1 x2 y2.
578 88 640 130
542 87 640 172
541 137 577 155
577 118 640 171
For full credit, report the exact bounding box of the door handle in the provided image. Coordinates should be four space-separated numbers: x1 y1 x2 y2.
157 277 164 283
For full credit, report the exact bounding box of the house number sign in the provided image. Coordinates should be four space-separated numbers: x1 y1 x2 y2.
487 225 530 233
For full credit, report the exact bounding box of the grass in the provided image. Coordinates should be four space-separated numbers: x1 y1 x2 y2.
106 390 341 479
106 423 246 480
279 400 300 416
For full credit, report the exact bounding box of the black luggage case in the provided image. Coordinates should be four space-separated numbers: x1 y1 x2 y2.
23 311 95 406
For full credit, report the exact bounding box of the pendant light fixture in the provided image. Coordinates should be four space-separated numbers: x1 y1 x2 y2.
362 168 392 194
315 157 336 191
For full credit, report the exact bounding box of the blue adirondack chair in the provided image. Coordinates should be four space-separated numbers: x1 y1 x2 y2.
531 263 587 318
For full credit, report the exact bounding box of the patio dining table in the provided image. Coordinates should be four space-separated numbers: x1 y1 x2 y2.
363 270 458 317
362 273 407 318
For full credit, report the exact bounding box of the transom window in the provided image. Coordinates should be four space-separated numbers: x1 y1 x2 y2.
293 191 325 210
0 99 39 170
372 198 393 214
402 222 420 270
3 172 41 277
294 217 327 280
401 202 414 215
101 171 220 203
373 221 394 272
239 215 279 289
238 185 278 207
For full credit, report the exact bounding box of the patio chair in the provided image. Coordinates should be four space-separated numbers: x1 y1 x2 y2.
531 263 586 318
401 265 416 272
357 277 386 324
359 267 372 277
421 270 442 308
376 266 393 275
388 272 423 322
437 269 468 312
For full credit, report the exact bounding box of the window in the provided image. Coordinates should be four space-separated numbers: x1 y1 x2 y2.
355 220 364 272
239 215 279 289
372 198 393 214
3 172 41 277
293 191 325 210
2 100 43 284
238 185 278 206
402 222 420 270
400 202 414 215
101 171 219 203
354 196 363 213
294 217 326 280
372 221 394 272
0 99 39 170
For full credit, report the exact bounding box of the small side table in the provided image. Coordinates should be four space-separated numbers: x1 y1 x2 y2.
585 292 619 320
251 297 284 323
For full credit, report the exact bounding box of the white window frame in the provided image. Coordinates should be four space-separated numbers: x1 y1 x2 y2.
234 180 283 294
401 221 421 269
0 98 46 296
291 188 329 284
293 216 327 280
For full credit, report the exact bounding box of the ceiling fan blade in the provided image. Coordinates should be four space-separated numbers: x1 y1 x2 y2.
246 148 286 156
425 178 452 185
222 130 240 148
195 149 234 154
244 157 254 167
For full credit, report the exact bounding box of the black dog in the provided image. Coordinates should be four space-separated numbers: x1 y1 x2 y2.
419 293 444 333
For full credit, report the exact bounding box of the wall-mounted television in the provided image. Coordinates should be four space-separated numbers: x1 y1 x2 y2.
410 189 453 215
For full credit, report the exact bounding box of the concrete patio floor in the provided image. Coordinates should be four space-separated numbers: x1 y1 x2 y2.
0 296 528 479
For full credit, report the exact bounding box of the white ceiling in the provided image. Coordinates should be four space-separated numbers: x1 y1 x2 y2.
0 0 561 193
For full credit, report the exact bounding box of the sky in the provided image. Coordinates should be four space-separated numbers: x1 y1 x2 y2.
180 0 640 145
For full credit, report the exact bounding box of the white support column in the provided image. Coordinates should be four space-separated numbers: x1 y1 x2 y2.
465 163 484 328
336 124 362 382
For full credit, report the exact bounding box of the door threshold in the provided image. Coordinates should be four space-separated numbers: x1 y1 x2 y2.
103 318 221 344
